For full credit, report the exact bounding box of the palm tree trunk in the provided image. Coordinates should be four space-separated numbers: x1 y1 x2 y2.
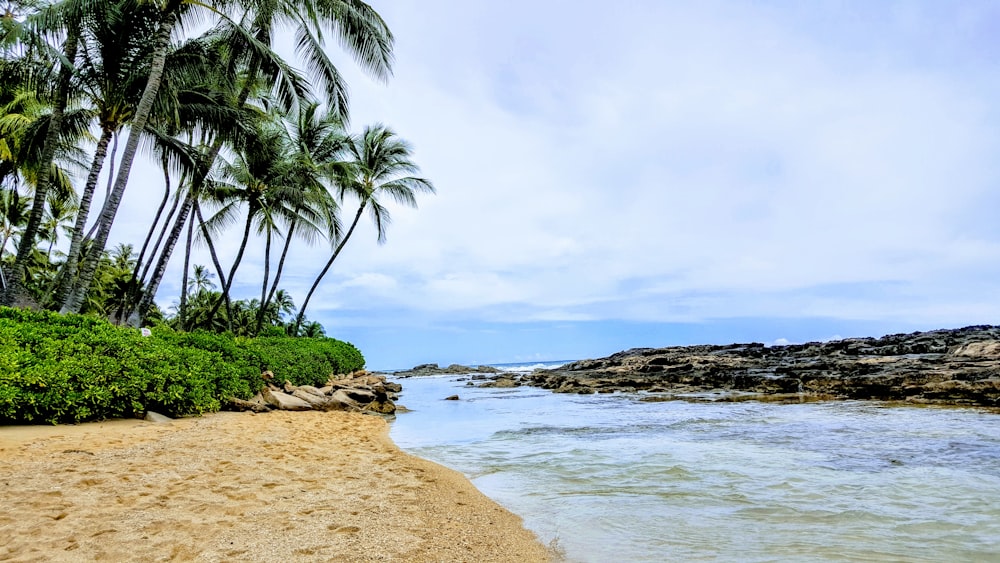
193 200 232 323
127 46 276 325
54 126 113 310
81 131 119 245
254 227 273 334
137 188 180 285
134 153 175 283
264 217 296 314
4 26 79 306
127 192 192 326
118 158 182 320
294 203 365 334
178 209 195 330
63 6 178 314
206 206 255 330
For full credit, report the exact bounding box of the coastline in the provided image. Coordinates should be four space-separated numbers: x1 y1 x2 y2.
0 411 552 562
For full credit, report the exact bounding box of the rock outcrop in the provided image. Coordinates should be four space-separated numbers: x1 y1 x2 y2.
229 371 401 414
389 363 500 377
501 326 1000 407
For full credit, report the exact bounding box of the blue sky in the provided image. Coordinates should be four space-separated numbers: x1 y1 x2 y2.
110 1 1000 369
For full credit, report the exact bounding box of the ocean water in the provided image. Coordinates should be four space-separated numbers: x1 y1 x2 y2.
389 367 1000 562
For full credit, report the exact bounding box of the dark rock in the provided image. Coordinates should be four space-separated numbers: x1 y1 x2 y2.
479 377 518 388
445 395 460 401
340 388 376 403
364 398 396 414
527 326 1000 408
389 363 502 378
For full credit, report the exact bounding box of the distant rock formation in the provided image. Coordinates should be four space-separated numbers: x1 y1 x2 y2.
388 363 500 377
480 326 1000 408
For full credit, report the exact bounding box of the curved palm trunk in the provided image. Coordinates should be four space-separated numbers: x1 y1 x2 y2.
264 217 296 314
134 154 175 283
81 132 119 244
294 203 365 334
254 227 273 334
54 126 114 310
176 199 235 330
63 6 179 314
194 200 232 323
130 72 259 326
4 26 79 306
206 206 255 330
127 192 193 326
120 160 181 320
178 210 195 329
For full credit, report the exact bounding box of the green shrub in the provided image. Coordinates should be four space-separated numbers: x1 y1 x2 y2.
0 307 364 424
252 336 365 387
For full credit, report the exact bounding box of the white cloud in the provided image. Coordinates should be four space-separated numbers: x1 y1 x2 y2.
98 1 1000 346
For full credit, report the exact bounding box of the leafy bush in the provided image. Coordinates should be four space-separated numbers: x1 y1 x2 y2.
252 336 365 387
0 307 365 424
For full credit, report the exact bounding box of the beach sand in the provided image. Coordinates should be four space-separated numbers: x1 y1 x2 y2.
0 411 552 562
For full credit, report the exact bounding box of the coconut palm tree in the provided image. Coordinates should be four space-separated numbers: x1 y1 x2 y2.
122 0 395 326
58 19 244 314
297 320 324 337
53 0 166 311
294 124 434 333
200 116 304 329
187 263 216 294
255 100 346 333
3 0 83 305
38 195 74 260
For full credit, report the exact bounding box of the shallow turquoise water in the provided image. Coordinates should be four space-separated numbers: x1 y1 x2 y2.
389 374 1000 562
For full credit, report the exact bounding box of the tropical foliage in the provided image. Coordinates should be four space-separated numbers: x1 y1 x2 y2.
0 0 434 343
0 306 365 423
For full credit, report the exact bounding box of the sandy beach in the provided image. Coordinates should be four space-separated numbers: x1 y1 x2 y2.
0 411 552 562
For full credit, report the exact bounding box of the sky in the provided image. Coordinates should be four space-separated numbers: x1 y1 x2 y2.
106 1 1000 369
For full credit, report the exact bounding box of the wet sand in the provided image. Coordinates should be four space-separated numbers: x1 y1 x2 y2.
0 411 552 562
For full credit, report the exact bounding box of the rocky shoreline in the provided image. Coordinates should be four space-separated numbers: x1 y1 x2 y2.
229 371 401 414
403 326 1000 408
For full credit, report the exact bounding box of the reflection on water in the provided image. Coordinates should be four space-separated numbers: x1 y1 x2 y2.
390 375 1000 562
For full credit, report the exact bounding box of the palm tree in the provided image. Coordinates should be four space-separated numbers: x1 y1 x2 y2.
54 0 164 312
58 16 243 314
124 0 395 326
256 100 346 333
201 116 303 329
0 187 28 258
38 195 74 260
3 0 84 305
187 263 216 294
297 320 324 337
294 124 434 333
